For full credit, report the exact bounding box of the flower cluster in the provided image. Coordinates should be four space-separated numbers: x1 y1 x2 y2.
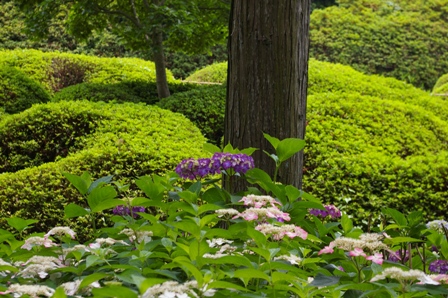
427 220 448 234
309 204 341 219
239 194 280 208
429 260 448 274
141 280 215 298
233 207 291 222
371 267 437 284
175 153 254 179
255 223 308 241
112 205 145 218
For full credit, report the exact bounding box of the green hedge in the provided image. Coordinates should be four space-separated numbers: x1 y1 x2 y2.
0 49 176 93
53 81 199 105
185 62 227 84
0 100 206 240
158 85 226 146
0 66 50 114
309 0 448 90
433 74 448 95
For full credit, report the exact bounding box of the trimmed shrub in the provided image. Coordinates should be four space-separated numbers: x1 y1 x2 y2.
309 0 448 90
0 100 206 240
158 85 226 146
0 49 176 93
185 62 227 84
53 81 199 105
0 66 50 114
433 74 448 96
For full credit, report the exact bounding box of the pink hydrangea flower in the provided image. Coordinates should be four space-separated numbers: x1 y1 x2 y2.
318 242 336 255
366 252 384 265
284 226 308 240
349 248 366 258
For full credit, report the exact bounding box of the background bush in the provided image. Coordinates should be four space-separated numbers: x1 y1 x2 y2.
433 73 448 95
0 66 50 114
309 0 448 90
53 81 199 105
0 49 175 94
158 85 226 146
185 62 228 84
0 100 206 240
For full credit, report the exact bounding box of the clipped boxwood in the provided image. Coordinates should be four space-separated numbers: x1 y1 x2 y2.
309 0 448 90
185 62 227 84
0 49 176 93
433 73 448 96
53 81 199 105
0 66 50 114
0 100 206 240
158 85 226 146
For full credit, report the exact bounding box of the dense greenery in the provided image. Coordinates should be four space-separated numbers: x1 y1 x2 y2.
433 73 448 95
185 62 228 84
158 85 226 146
0 66 50 114
310 0 448 90
173 60 448 224
0 101 206 240
0 49 174 94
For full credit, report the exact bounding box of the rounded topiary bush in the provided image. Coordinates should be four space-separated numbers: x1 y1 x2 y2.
53 81 199 105
0 100 206 240
433 73 448 96
158 85 226 146
185 62 227 84
0 66 50 114
0 49 176 93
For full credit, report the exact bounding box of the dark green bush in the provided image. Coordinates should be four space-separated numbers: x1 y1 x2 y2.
310 0 448 90
158 85 226 146
0 100 206 240
53 81 199 105
0 66 50 114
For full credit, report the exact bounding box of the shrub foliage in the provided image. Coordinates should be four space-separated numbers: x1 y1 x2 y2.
0 101 206 239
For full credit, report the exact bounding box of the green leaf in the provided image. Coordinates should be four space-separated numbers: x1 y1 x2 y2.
310 273 340 286
6 217 38 232
135 176 165 202
79 273 109 290
87 186 117 210
91 199 122 213
240 147 258 155
276 138 306 162
207 281 249 292
203 142 221 154
384 237 424 245
202 187 228 205
85 255 101 269
203 255 253 268
91 286 138 298
234 268 270 282
263 132 280 149
63 172 89 195
383 208 407 226
52 287 67 298
64 203 89 218
341 214 353 234
246 227 266 247
88 175 113 194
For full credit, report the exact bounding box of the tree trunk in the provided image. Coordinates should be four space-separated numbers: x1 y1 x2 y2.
151 31 171 99
225 0 311 191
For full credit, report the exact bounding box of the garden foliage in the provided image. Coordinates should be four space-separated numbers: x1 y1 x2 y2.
0 138 447 297
0 66 50 114
433 74 448 95
0 101 206 240
185 62 227 84
310 0 448 90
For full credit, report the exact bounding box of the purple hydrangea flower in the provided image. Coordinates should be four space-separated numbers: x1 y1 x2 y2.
309 205 341 219
429 260 448 274
113 205 145 219
387 249 410 263
175 153 255 179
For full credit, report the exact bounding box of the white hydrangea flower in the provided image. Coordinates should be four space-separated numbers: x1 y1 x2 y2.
0 284 55 297
45 226 76 239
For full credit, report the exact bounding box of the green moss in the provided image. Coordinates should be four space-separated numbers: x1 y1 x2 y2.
0 66 50 114
0 100 206 240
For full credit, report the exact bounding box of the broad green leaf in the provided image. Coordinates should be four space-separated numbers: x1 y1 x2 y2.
203 255 253 268
240 147 258 155
79 273 109 290
295 201 325 210
285 185 302 201
173 258 204 284
234 268 270 282
6 217 38 232
203 142 221 154
0 265 18 273
207 281 249 292
222 142 235 153
383 208 407 227
341 214 353 234
263 132 280 149
52 287 67 298
87 186 117 210
88 175 113 193
202 187 228 205
62 172 89 195
276 138 306 162
249 247 271 261
138 278 169 294
135 176 165 202
188 181 202 196
384 237 424 245
91 286 138 298
64 203 89 218
91 199 123 213
310 273 340 286
246 227 267 247
85 255 101 269
198 204 221 215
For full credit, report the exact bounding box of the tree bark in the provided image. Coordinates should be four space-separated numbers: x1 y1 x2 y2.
225 0 311 191
151 31 171 99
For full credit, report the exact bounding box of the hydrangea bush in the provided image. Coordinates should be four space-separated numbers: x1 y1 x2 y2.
0 135 447 297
